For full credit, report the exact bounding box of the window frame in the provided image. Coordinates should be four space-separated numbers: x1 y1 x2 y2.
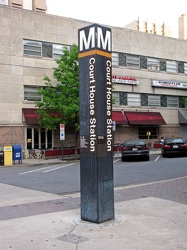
127 93 141 106
23 39 42 57
147 57 160 71
24 86 42 102
126 54 140 69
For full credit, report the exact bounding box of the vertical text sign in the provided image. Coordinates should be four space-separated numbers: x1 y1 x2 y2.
78 24 114 223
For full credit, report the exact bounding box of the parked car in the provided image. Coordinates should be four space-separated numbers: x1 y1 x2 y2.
121 139 150 161
161 137 187 157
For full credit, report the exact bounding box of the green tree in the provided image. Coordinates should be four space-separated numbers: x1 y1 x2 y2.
35 44 79 158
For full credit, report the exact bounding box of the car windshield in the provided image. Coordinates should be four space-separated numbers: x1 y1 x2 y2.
125 140 145 146
165 138 184 144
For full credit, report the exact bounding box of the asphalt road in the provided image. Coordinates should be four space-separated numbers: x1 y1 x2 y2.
0 154 186 195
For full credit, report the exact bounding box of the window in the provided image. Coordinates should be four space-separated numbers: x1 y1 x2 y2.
26 128 53 150
126 54 140 68
160 60 166 71
147 57 160 71
178 61 184 74
167 96 178 107
148 95 160 107
127 93 141 106
139 127 158 139
184 63 187 74
53 44 70 59
23 39 70 59
119 92 127 105
112 53 118 66
179 97 187 108
166 61 177 73
112 92 119 105
119 53 126 66
42 42 52 58
23 40 42 56
140 56 147 69
24 86 42 101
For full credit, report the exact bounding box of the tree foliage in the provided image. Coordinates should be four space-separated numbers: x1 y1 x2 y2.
35 44 79 131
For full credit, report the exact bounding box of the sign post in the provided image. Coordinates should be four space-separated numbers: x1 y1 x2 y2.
60 124 65 160
78 23 114 223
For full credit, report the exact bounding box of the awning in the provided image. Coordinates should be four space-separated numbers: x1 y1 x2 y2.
125 111 166 125
178 110 187 124
22 108 39 125
112 111 127 124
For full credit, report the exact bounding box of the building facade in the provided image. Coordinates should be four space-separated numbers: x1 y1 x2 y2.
0 2 187 154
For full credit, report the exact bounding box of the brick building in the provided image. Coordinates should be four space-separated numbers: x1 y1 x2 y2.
0 0 187 154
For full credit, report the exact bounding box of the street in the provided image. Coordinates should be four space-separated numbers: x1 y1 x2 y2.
0 154 186 196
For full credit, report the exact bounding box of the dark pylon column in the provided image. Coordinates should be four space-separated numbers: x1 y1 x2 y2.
78 23 114 223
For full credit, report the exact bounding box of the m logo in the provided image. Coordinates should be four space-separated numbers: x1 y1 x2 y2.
79 24 111 52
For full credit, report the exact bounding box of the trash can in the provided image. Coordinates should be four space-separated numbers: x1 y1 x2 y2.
0 149 4 166
3 146 13 166
12 144 22 164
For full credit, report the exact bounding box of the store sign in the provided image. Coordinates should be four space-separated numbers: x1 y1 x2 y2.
112 75 138 85
152 80 187 89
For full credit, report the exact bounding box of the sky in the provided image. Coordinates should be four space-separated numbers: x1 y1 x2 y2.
46 0 187 38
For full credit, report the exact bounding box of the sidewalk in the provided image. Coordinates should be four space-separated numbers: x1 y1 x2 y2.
0 177 186 250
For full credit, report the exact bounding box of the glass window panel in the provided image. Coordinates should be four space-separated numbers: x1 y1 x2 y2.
112 52 118 66
179 96 187 108
140 56 147 69
47 129 52 149
139 127 158 139
178 61 184 74
141 93 148 106
24 86 42 101
34 128 39 149
184 63 187 74
126 54 140 68
166 61 177 73
112 92 119 105
119 92 127 105
148 95 160 106
127 93 141 106
53 44 70 59
167 96 178 107
161 95 167 107
42 42 52 58
147 57 160 71
27 128 32 149
119 53 126 66
160 60 166 71
23 40 42 56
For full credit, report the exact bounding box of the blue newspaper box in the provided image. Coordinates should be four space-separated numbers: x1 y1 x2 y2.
12 144 22 164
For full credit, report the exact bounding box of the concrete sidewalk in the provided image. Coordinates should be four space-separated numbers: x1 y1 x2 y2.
0 179 186 250
1 148 186 250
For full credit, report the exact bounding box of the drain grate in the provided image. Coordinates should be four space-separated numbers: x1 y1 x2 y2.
57 234 88 244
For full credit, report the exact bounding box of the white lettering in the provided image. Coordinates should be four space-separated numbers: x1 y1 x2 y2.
79 27 95 51
97 27 111 51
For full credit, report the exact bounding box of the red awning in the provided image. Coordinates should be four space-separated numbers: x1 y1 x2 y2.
112 111 127 124
125 111 166 125
22 108 39 125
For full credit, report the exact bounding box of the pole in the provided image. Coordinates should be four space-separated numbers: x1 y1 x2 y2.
62 140 63 161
